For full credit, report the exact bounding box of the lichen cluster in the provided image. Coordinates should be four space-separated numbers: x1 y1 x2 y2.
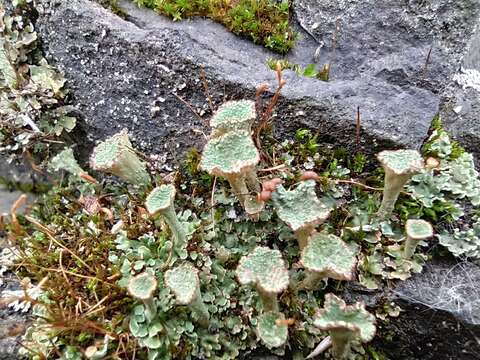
0 2 77 166
2 4 480 359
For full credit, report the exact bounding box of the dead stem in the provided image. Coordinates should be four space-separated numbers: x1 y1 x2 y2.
24 216 94 272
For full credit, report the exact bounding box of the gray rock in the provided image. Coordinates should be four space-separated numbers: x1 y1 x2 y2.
294 0 480 162
35 0 479 166
441 23 480 164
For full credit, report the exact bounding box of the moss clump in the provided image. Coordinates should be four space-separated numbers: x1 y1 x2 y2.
133 0 295 53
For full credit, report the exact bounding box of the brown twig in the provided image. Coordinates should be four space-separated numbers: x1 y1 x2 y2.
422 45 433 77
24 216 94 272
253 63 286 161
10 194 27 235
258 164 288 172
171 92 207 126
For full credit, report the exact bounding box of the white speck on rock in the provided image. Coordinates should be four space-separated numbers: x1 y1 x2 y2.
453 68 480 92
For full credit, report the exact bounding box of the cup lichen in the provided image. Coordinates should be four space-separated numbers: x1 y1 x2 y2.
314 294 376 360
145 184 187 249
377 149 424 219
165 264 209 327
404 219 433 259
300 233 358 290
90 129 151 187
271 179 331 250
236 246 289 312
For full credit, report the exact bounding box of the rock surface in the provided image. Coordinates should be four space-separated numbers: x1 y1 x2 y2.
441 23 480 164
35 0 480 168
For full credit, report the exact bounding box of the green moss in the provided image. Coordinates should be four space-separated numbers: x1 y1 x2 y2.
133 0 295 53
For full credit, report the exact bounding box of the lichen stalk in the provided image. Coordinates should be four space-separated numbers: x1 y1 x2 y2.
191 287 209 327
245 170 260 193
162 205 186 249
299 271 325 291
404 236 419 259
143 297 157 323
226 174 249 205
330 330 354 359
294 225 315 250
112 149 151 186
257 286 279 312
377 172 411 219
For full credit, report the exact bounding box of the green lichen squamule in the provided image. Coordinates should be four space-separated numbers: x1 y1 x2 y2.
49 148 84 176
90 129 151 186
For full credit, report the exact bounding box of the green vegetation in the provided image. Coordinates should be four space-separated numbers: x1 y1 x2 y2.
133 0 295 53
3 3 480 360
267 58 331 81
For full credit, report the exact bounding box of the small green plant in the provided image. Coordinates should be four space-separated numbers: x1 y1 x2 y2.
314 294 376 360
90 129 151 186
267 59 331 81
133 0 295 53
